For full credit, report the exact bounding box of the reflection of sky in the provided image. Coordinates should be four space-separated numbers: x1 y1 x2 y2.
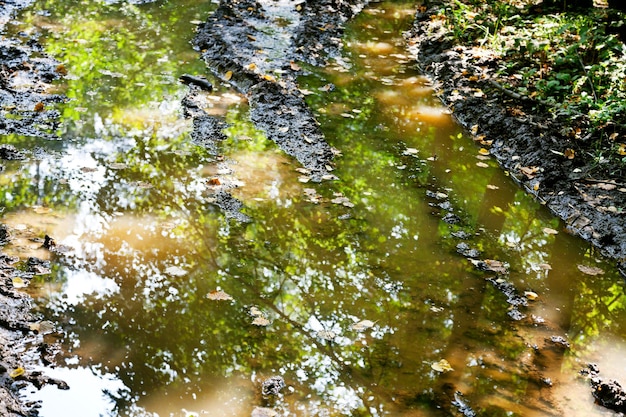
56 269 120 305
23 366 128 417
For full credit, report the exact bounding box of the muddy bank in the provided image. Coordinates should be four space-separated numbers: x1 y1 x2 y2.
406 2 626 272
188 0 369 183
1 2 66 415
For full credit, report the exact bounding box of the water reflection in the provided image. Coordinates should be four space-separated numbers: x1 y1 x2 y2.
1 1 625 417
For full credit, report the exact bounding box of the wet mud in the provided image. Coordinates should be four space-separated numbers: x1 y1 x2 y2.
189 0 368 182
406 2 626 273
1 1 66 415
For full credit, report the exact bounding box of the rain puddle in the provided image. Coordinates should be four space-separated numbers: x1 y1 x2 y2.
1 1 626 416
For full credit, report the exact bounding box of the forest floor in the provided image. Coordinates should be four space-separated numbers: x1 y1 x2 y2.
1 0 626 415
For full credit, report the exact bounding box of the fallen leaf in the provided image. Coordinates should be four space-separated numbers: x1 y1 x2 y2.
108 162 128 170
10 367 25 378
30 320 55 334
252 407 278 417
486 184 499 190
224 70 233 81
478 148 490 156
290 61 301 71
247 34 256 41
542 227 558 235
316 330 336 340
617 143 626 156
207 290 233 301
524 291 539 300
577 265 605 276
208 177 221 186
351 320 375 332
12 277 27 288
476 162 489 168
252 316 270 326
250 306 263 316
34 102 45 112
538 263 552 270
431 359 454 373
164 266 187 276
520 166 538 179
246 63 257 71
564 148 575 159
403 148 419 155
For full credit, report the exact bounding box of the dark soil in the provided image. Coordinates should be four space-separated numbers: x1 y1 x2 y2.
405 2 626 275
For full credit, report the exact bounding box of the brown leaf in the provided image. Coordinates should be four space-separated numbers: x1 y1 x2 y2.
252 316 270 326
519 166 538 179
564 148 575 159
290 61 301 71
207 290 233 301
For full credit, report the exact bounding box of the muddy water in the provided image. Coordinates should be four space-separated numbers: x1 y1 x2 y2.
2 1 626 416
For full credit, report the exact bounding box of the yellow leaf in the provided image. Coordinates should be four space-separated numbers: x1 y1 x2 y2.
564 148 575 159
478 148 490 156
431 359 453 373
262 74 276 82
224 70 233 81
246 63 257 71
617 143 626 156
247 34 256 41
10 367 25 378
12 277 27 288
525 291 539 300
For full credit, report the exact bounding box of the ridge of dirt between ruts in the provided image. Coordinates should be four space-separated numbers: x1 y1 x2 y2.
406 3 626 274
1 2 68 415
189 0 369 184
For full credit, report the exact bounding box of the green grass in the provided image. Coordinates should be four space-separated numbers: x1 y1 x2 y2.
434 0 626 175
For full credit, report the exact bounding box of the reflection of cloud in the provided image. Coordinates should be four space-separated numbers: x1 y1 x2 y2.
23 366 128 417
60 269 120 305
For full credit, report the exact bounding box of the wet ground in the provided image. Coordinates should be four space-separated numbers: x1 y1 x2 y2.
1 0 626 416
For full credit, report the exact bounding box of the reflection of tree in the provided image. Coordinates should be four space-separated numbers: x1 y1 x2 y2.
16 1 626 417
18 0 216 135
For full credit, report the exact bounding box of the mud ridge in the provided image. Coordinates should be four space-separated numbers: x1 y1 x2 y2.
191 0 369 182
406 2 626 272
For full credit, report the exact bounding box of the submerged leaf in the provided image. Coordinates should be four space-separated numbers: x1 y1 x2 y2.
577 265 605 276
431 359 453 373
207 290 233 301
542 227 558 235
